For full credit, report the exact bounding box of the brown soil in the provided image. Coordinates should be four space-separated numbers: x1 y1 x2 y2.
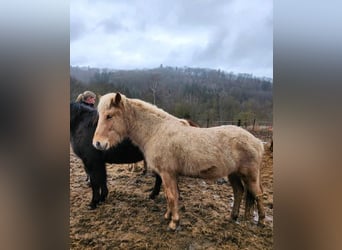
70 145 273 249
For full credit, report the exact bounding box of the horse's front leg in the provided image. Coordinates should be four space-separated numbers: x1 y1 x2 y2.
87 162 106 209
89 174 101 209
99 167 108 202
161 172 180 230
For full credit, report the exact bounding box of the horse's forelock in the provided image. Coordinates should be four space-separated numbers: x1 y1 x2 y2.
98 93 125 112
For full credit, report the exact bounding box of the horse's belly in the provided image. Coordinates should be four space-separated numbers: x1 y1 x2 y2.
179 163 230 180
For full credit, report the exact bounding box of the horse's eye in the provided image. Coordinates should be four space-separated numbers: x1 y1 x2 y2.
106 114 113 120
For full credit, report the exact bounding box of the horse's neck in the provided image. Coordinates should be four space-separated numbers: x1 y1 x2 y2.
71 110 97 134
126 102 171 150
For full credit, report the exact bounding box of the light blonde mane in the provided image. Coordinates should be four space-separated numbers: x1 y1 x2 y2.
98 93 182 122
128 97 177 120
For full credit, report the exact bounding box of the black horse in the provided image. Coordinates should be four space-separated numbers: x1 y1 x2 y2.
70 102 162 209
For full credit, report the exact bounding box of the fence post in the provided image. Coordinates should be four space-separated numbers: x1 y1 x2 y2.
253 119 256 131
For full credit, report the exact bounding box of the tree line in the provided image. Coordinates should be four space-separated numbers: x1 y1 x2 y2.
70 65 272 127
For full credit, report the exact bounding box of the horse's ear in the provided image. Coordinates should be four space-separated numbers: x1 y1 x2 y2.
110 92 122 107
115 92 122 104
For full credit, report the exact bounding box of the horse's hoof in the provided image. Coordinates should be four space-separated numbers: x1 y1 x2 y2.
217 178 228 185
167 225 181 231
88 203 97 210
167 220 180 231
230 215 238 221
149 193 156 200
167 225 182 232
164 212 171 220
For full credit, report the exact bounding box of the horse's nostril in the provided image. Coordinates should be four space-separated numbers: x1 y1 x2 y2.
96 141 101 148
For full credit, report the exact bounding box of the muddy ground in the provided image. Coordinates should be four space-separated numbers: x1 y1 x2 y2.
70 143 273 249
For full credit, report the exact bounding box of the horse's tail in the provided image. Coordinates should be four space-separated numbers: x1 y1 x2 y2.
258 141 265 193
259 163 264 193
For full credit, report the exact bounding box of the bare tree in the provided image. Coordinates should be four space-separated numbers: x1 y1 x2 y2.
149 74 160 105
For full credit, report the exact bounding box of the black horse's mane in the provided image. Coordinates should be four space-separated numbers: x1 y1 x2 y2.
70 102 99 130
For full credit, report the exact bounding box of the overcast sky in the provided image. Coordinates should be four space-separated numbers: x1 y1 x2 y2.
70 0 272 78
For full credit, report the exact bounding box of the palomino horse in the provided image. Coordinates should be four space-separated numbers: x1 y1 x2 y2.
93 93 265 230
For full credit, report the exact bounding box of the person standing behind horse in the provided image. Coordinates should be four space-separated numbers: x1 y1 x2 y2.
75 90 97 186
76 90 96 107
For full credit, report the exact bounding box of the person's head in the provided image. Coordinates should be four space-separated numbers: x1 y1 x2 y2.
76 91 96 105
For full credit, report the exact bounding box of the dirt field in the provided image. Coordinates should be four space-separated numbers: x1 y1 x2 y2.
70 143 273 249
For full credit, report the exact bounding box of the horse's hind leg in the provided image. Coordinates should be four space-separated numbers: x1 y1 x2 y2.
228 173 244 221
245 190 255 220
244 169 265 224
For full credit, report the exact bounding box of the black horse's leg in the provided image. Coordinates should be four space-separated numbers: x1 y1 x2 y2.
100 184 108 202
149 172 162 199
88 174 101 209
85 159 104 209
149 173 182 200
82 166 91 187
98 163 108 202
85 173 91 187
150 173 182 200
142 160 148 175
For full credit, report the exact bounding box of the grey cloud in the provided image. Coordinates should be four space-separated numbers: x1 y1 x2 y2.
191 28 232 63
98 17 127 34
71 0 273 78
190 5 272 75
175 1 234 28
70 17 87 41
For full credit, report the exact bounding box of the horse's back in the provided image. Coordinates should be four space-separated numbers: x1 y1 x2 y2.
147 123 263 177
155 123 262 154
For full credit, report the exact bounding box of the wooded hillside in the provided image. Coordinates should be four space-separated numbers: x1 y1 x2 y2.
71 65 272 127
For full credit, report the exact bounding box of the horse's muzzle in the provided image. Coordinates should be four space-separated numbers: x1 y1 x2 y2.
93 141 108 151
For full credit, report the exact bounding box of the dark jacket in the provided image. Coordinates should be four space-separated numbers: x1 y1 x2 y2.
80 101 95 108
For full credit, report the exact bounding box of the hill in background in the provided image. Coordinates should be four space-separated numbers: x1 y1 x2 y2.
71 65 272 127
